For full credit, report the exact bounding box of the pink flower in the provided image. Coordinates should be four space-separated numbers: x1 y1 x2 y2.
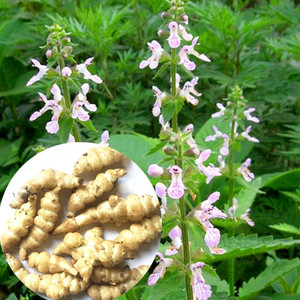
140 40 163 69
228 198 238 218
159 114 170 131
76 57 102 84
244 108 259 123
152 86 167 117
241 209 255 227
167 21 181 48
187 137 200 156
220 134 229 156
205 227 221 248
71 83 97 122
155 182 167 217
148 252 173 286
26 59 49 86
100 130 109 146
46 50 52 58
190 262 212 300
205 126 222 142
51 83 62 103
178 24 193 41
148 164 164 177
179 37 210 71
238 158 255 182
180 77 202 105
194 191 227 230
167 166 185 199
211 103 226 118
68 134 75 143
29 92 63 134
181 14 189 25
61 66 72 77
165 226 182 256
183 124 194 133
241 126 259 143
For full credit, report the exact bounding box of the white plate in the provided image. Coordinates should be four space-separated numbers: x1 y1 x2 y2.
0 142 160 300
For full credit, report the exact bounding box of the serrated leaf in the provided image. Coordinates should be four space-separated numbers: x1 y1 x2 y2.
58 117 73 143
269 223 300 236
146 141 167 156
162 101 176 123
238 258 300 299
77 119 98 132
110 134 164 172
200 234 300 263
141 270 185 300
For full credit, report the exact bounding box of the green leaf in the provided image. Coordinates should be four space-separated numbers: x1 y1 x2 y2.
204 265 229 294
238 258 300 299
262 169 300 190
141 269 185 300
152 62 170 80
58 117 73 143
110 134 164 172
0 138 22 167
146 141 167 156
200 234 300 263
162 101 176 123
234 177 262 216
280 190 300 202
5 293 18 300
77 119 98 132
269 223 300 236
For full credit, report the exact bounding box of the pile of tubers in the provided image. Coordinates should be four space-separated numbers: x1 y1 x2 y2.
1 146 161 300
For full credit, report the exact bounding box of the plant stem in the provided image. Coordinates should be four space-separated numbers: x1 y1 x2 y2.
228 258 235 296
170 48 193 300
58 57 81 142
228 105 237 296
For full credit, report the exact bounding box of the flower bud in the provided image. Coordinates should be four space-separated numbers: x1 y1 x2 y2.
157 29 169 37
63 37 71 43
148 164 164 177
161 12 172 19
61 66 72 77
46 50 52 58
179 14 189 24
163 146 177 155
184 148 199 157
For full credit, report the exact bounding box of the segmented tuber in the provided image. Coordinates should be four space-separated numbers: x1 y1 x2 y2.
90 265 131 284
53 227 134 282
1 195 37 252
114 215 162 251
6 253 87 300
19 188 61 260
28 251 78 276
88 265 149 300
54 194 159 234
11 169 82 209
73 146 125 176
67 168 127 218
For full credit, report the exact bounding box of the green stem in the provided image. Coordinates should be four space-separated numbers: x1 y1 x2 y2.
228 107 237 296
59 57 81 142
228 258 235 296
170 47 193 300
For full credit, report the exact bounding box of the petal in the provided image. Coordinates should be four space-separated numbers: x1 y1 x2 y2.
148 164 164 177
90 75 103 84
169 225 182 240
85 57 94 65
45 120 59 134
29 111 41 121
82 83 90 95
207 191 220 204
199 149 211 162
155 182 167 198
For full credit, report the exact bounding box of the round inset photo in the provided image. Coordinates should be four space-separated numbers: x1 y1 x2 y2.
0 143 161 300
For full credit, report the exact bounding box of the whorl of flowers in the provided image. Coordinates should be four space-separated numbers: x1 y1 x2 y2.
27 24 102 136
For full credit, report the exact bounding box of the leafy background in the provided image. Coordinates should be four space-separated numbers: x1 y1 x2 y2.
0 0 299 299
